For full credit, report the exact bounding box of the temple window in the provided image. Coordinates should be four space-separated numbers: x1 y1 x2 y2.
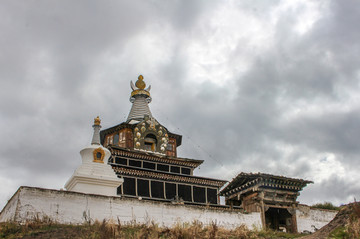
157 164 169 172
166 143 173 151
207 188 218 204
144 133 157 151
123 177 136 196
143 161 155 170
170 166 180 174
181 167 191 175
165 183 176 200
151 181 165 199
120 132 125 141
113 134 119 145
193 186 206 203
178 184 192 202
115 157 127 165
137 179 150 197
129 159 142 168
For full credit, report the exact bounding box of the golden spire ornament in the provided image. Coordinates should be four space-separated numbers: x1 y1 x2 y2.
135 75 146 89
94 116 101 126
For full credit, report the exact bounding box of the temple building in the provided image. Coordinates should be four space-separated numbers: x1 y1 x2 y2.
0 75 336 233
220 172 313 233
100 75 227 204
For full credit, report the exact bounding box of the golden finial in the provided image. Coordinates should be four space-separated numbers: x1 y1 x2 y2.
94 116 101 126
135 75 146 89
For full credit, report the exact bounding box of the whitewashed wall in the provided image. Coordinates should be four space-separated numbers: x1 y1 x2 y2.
0 187 261 229
0 190 19 222
296 204 337 233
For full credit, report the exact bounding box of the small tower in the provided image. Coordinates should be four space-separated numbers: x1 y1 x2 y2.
65 116 123 196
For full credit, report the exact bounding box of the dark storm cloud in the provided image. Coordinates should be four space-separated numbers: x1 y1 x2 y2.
1 0 360 208
303 174 360 205
153 0 360 205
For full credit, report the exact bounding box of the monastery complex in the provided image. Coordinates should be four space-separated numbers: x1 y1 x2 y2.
0 76 337 233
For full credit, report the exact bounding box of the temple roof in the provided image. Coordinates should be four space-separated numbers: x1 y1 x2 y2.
220 172 313 196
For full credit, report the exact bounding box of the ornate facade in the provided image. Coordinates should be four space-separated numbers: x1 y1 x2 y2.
100 76 226 204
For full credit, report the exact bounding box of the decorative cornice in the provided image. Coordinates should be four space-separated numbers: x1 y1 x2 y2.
110 146 204 168
113 167 227 187
100 123 182 147
220 172 313 196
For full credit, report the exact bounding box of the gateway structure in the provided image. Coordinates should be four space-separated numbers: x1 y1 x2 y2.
220 172 313 233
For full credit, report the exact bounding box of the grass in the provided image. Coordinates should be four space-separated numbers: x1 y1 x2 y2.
0 219 306 239
311 202 340 211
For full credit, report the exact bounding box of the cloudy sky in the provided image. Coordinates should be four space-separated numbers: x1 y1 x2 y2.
1 0 359 209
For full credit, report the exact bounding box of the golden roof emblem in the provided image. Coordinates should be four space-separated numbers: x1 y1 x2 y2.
94 116 101 126
135 75 146 89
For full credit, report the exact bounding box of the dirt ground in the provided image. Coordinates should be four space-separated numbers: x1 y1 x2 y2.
300 202 360 239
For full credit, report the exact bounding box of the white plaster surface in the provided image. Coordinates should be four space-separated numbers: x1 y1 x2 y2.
0 190 19 222
0 187 262 229
296 204 337 233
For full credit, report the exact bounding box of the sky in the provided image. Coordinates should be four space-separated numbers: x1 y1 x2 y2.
1 0 359 210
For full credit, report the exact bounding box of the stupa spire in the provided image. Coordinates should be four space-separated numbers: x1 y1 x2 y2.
91 116 101 145
127 75 153 124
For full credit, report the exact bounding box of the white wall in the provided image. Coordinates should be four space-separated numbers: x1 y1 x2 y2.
296 204 337 233
1 187 337 232
0 187 261 230
0 189 19 222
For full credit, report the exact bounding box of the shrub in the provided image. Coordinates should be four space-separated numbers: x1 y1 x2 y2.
311 202 340 211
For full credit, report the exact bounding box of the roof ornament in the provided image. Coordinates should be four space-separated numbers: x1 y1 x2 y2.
127 75 153 123
136 75 146 89
94 116 101 126
130 75 151 95
91 116 101 145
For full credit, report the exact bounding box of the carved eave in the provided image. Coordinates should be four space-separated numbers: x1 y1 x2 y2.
109 145 204 168
112 167 227 188
220 172 313 197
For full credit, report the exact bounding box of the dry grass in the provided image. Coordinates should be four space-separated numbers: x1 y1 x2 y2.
0 218 306 239
345 201 360 238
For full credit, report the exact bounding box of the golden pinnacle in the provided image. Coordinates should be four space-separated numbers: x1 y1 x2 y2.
135 75 146 89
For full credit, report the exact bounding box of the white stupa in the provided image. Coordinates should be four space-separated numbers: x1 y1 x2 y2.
65 116 123 196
